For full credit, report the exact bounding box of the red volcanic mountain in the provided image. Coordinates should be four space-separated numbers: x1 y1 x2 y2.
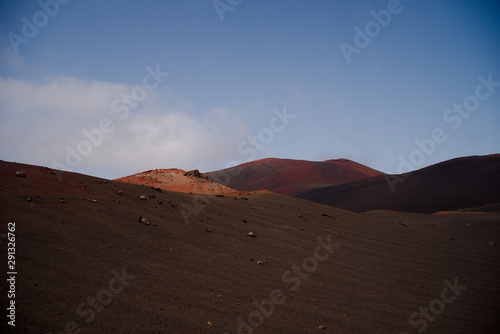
1 159 500 333
114 168 238 195
205 158 384 197
298 154 500 214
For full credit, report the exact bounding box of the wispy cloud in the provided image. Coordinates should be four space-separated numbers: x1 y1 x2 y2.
0 76 251 178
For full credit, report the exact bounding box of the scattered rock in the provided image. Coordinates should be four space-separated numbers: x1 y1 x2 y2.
489 241 497 247
319 325 326 330
91 199 97 203
205 229 212 233
184 169 205 178
26 197 31 202
139 195 147 200
257 260 267 265
247 232 256 238
215 194 225 197
137 216 150 225
158 200 163 205
59 199 65 203
241 219 247 223
116 190 122 195
15 171 26 177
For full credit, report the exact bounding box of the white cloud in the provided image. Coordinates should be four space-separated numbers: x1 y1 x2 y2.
0 76 252 179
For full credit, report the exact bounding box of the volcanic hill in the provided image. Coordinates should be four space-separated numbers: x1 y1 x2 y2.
205 158 384 197
115 168 238 195
0 159 499 333
298 154 500 213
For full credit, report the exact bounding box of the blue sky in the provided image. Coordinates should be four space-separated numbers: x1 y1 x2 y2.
0 0 499 179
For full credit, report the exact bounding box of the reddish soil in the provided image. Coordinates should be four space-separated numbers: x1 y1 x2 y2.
115 168 238 195
299 154 500 213
205 158 384 197
0 159 499 333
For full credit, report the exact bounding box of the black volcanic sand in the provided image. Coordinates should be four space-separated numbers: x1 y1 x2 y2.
0 160 499 333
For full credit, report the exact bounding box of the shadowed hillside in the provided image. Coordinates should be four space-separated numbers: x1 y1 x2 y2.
298 154 500 213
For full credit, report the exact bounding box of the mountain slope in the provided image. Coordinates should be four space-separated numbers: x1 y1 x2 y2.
298 154 500 213
114 168 238 195
205 158 384 197
0 160 499 333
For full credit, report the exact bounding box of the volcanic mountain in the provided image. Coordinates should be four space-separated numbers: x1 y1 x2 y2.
298 154 500 213
114 168 238 195
205 158 384 197
0 159 499 333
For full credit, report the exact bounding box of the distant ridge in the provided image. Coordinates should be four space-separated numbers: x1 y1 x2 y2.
298 154 500 213
205 158 384 197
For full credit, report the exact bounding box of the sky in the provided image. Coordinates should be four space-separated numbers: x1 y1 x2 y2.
0 0 499 179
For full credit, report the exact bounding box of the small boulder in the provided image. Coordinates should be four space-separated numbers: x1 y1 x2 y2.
137 216 150 225
15 171 26 177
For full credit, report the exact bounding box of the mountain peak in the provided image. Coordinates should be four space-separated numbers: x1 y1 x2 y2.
206 158 384 196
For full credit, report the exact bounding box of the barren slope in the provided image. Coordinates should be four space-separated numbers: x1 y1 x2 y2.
206 158 384 197
299 154 500 213
115 168 238 195
0 160 499 333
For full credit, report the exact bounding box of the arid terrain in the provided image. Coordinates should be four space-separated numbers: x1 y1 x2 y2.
298 154 500 213
205 158 384 197
115 168 238 195
0 157 499 333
